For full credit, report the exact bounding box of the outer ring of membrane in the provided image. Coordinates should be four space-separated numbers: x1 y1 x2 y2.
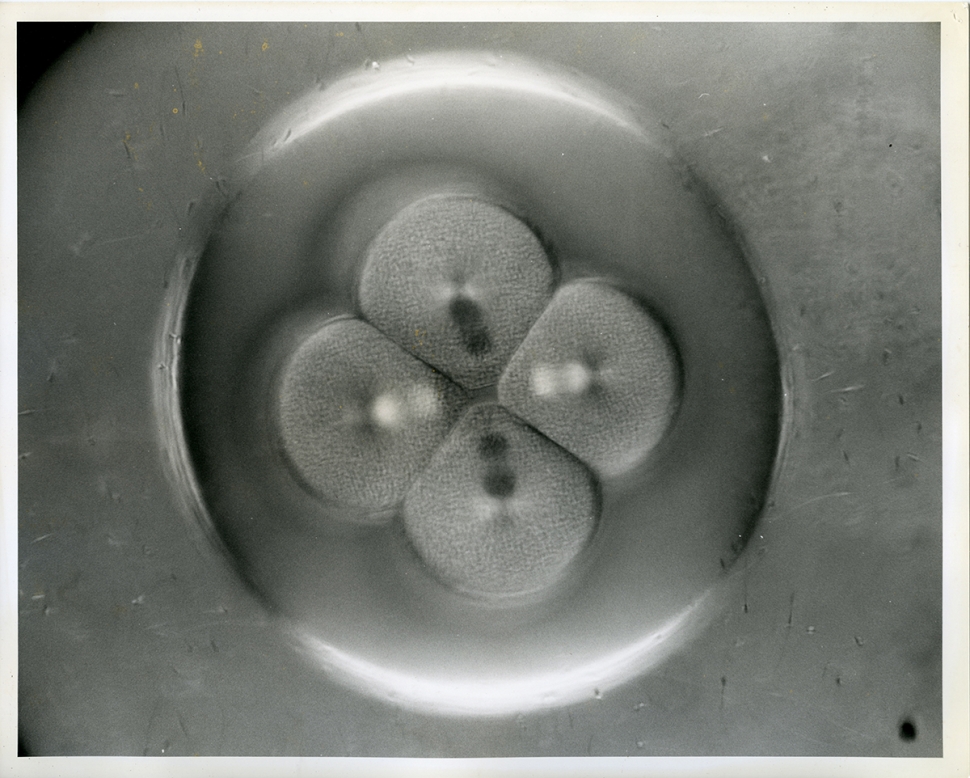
157 52 790 716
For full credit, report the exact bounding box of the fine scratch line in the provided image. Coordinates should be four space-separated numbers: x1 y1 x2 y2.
790 492 852 512
827 384 864 394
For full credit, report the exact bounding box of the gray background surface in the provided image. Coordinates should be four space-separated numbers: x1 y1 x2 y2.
17 22 942 757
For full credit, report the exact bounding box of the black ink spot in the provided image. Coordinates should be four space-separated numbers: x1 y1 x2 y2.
449 296 491 356
899 719 916 741
483 467 516 498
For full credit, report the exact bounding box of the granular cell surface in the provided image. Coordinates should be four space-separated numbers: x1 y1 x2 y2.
358 196 555 390
499 281 680 476
403 404 598 598
275 318 467 509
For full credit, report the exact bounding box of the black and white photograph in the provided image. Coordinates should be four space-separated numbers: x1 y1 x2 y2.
6 5 968 775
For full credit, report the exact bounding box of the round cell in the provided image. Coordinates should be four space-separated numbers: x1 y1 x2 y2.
358 195 556 389
498 280 680 476
275 317 467 508
403 404 598 598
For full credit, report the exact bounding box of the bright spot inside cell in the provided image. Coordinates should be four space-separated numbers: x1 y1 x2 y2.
530 361 593 398
370 393 405 429
275 318 467 509
498 281 681 477
369 385 440 430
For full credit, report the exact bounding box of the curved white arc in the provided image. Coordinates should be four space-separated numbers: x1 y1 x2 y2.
240 53 650 179
287 590 716 717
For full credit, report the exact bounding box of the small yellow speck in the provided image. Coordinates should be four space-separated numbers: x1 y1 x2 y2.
193 39 203 56
133 82 139 89
336 31 344 37
302 180 309 187
261 40 269 52
138 187 144 192
172 108 179 114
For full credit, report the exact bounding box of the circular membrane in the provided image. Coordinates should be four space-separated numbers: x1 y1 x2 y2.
169 53 784 715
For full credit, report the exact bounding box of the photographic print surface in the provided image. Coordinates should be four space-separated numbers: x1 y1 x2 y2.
15 17 949 762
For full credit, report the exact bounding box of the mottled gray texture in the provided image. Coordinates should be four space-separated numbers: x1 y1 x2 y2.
276 318 467 508
403 404 597 598
499 281 680 477
359 196 555 389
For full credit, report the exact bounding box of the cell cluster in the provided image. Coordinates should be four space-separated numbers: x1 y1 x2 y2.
275 195 680 597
